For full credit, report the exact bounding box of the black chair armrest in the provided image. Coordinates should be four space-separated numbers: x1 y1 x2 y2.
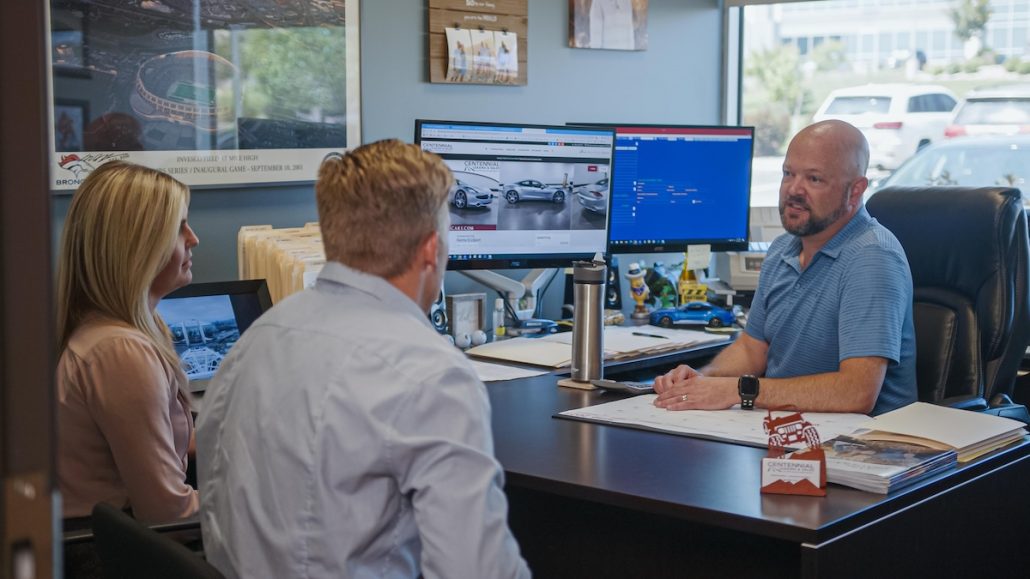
984 393 1030 424
936 395 989 411
64 514 202 545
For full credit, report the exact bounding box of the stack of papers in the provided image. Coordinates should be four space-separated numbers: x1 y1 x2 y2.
855 402 1027 463
237 224 325 303
819 435 957 494
465 327 729 368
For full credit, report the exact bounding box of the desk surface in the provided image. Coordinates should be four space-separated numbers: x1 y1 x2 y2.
488 349 1030 546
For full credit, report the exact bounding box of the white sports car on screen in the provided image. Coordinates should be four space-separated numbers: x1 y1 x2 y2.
502 179 567 204
449 179 493 209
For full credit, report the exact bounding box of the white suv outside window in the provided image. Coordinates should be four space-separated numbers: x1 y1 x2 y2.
944 84 1030 138
812 84 958 171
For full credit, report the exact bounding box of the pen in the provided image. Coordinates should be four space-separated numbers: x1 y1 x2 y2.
632 332 668 339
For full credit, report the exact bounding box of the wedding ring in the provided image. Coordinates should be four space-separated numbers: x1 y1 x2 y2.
680 394 688 402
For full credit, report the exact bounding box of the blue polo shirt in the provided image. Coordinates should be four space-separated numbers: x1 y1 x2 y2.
746 206 917 415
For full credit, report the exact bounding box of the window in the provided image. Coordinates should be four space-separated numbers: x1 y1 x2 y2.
827 96 892 115
933 94 957 112
729 0 1030 212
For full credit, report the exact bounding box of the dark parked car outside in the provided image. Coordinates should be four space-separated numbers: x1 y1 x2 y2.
869 135 1029 209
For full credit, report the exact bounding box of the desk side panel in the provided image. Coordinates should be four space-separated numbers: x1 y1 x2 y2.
801 453 1030 578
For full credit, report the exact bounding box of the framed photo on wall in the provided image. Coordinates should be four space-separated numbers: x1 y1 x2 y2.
428 0 528 85
47 1 361 191
569 0 648 51
54 100 88 153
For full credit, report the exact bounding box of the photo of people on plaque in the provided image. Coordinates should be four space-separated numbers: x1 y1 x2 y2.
54 102 87 152
568 0 648 51
470 29 498 83
445 27 473 82
494 31 518 84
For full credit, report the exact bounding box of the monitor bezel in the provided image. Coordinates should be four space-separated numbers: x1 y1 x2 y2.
415 118 617 270
164 279 272 310
568 122 756 254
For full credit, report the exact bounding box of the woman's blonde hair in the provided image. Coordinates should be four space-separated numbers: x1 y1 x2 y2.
56 161 190 374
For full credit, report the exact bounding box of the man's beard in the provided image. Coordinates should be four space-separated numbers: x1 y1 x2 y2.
779 186 850 237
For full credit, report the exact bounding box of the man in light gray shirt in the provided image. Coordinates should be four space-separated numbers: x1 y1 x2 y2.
197 140 530 578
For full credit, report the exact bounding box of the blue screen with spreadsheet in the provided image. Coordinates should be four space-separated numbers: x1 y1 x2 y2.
571 124 754 253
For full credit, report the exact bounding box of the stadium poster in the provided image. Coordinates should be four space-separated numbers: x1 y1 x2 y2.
47 0 360 191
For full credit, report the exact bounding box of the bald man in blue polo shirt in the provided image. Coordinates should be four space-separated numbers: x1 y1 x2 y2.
654 120 916 416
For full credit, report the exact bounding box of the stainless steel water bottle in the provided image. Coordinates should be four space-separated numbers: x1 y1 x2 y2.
571 256 606 383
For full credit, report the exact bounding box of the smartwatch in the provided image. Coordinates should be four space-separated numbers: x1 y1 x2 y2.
738 375 759 410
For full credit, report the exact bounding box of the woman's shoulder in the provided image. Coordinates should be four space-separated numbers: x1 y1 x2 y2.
65 316 155 361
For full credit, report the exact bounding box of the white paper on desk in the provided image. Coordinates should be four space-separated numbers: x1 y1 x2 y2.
466 338 572 367
858 401 1027 450
601 326 728 353
560 395 869 448
468 359 549 382
542 326 728 354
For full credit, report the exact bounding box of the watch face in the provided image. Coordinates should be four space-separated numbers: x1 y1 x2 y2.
739 375 759 397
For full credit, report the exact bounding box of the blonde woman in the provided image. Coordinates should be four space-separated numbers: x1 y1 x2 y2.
56 161 200 523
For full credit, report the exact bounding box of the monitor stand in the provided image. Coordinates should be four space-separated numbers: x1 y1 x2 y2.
459 268 560 325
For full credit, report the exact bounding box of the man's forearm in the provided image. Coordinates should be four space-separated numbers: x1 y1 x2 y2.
754 357 887 414
701 336 766 378
655 356 887 414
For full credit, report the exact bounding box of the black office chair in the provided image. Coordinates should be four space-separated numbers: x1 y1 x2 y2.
91 503 224 579
867 186 1030 422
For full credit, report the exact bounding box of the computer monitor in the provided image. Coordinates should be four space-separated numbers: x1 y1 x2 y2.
156 279 272 393
570 124 754 253
415 120 616 270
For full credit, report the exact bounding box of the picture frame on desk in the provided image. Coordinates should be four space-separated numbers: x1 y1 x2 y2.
46 0 361 192
446 292 486 341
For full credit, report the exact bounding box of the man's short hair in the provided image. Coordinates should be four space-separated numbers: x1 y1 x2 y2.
316 139 453 278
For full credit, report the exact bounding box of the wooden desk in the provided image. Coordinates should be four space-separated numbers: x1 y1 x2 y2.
489 348 1030 578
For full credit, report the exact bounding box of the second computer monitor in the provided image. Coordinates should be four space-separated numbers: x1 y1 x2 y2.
572 124 754 253
415 120 616 269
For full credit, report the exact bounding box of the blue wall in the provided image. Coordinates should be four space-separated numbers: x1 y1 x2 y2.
52 0 723 318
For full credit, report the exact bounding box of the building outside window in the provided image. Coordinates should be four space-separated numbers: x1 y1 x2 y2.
731 0 1030 211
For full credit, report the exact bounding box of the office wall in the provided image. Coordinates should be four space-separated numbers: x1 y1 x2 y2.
51 0 723 318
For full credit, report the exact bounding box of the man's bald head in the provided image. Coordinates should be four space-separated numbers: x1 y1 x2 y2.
790 120 870 181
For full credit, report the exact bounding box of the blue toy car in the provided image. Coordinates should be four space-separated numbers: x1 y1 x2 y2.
649 302 736 329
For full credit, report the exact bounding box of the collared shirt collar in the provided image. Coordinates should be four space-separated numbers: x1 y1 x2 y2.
781 205 873 267
315 261 434 330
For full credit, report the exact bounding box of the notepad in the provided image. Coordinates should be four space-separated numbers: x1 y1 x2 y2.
856 402 1027 462
464 327 730 368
